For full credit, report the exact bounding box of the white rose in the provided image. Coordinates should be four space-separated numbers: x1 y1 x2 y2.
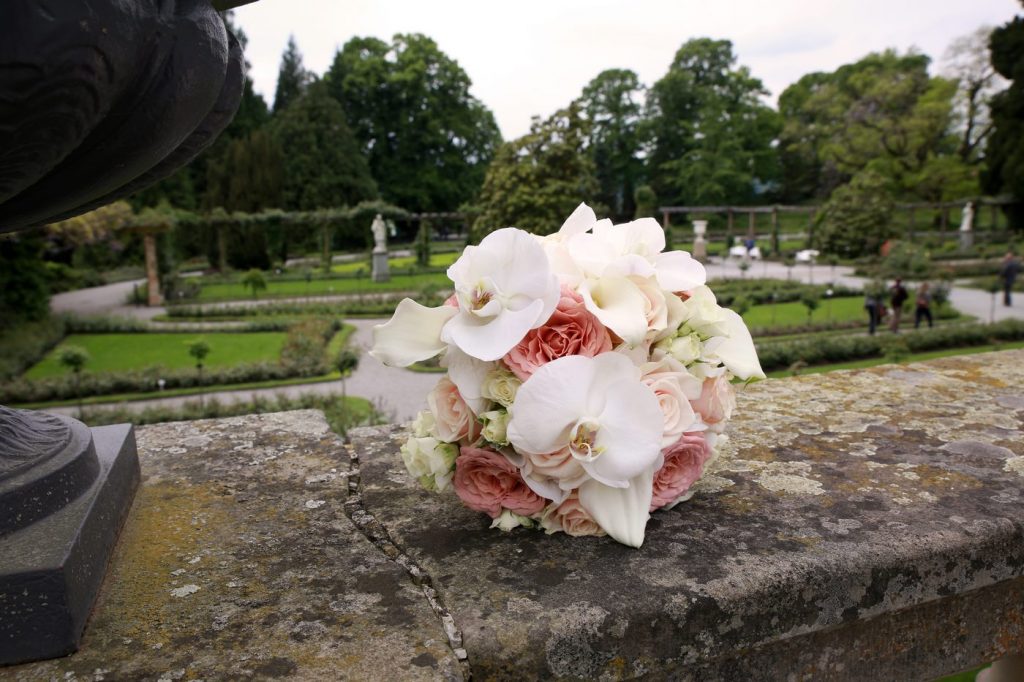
678 286 731 339
480 409 510 446
489 509 536 531
658 332 703 365
400 436 458 492
480 368 522 408
411 410 436 438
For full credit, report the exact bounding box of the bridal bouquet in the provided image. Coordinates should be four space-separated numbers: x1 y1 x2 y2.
370 204 763 547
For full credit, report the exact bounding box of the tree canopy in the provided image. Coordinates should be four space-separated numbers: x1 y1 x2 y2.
778 50 974 203
472 104 599 237
576 69 646 220
645 38 781 207
325 33 502 212
983 8 1024 228
273 82 377 211
273 35 312 113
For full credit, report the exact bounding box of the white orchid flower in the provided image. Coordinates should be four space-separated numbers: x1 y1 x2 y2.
536 203 605 287
443 227 560 361
567 218 705 346
370 299 457 367
703 309 765 381
506 353 664 547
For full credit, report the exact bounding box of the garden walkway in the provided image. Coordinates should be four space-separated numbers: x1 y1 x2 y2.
43 260 1024 423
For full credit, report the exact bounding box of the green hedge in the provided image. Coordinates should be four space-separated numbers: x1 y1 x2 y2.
756 319 1024 371
77 392 382 436
0 362 311 404
0 316 67 381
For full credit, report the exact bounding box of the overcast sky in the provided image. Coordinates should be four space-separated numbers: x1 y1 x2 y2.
232 0 1020 140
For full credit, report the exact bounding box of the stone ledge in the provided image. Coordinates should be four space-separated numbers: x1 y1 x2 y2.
351 350 1024 680
2 350 1023 681
2 411 460 681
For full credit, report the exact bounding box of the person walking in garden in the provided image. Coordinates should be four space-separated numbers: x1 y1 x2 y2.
914 282 934 329
1000 252 1021 306
865 292 882 335
889 278 908 332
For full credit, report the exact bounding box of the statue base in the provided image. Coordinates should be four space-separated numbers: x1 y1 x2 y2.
0 422 139 666
372 251 390 283
693 239 707 262
959 232 973 252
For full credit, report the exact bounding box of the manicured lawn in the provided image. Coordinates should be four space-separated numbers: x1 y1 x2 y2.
329 251 459 275
197 271 451 302
25 332 288 378
741 296 866 328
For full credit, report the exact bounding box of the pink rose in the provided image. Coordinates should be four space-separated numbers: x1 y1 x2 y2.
428 377 481 443
522 447 587 490
690 376 736 428
541 493 605 537
642 359 700 447
650 432 711 511
503 286 612 381
453 446 546 518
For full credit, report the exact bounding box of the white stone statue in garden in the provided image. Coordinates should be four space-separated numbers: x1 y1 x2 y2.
960 201 974 233
372 213 387 253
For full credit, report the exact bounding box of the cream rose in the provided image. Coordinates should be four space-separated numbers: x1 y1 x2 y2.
427 376 481 443
480 367 522 407
480 409 510 446
642 358 701 447
541 493 606 537
400 436 459 491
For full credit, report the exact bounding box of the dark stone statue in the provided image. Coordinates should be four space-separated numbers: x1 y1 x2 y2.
0 0 251 665
0 0 244 230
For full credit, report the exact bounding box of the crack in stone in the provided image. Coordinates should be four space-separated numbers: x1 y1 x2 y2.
342 439 472 680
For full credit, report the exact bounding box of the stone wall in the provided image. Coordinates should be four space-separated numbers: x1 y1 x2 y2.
3 350 1024 681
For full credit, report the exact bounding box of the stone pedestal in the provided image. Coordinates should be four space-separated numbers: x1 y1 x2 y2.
372 250 390 283
960 230 974 252
692 219 708 261
0 415 139 666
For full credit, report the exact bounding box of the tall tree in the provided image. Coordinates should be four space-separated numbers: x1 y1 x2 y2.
982 7 1024 229
273 82 377 211
576 69 645 221
325 34 501 212
645 38 780 207
779 49 973 203
943 26 1007 164
274 35 311 113
204 129 284 212
472 104 599 237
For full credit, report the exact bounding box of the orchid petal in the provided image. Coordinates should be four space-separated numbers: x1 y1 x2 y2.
578 467 656 548
579 277 649 346
568 232 618 279
558 203 597 239
705 309 765 380
444 345 495 414
522 473 569 505
588 379 663 484
369 299 457 367
623 218 665 256
506 355 595 455
654 251 707 292
444 298 545 362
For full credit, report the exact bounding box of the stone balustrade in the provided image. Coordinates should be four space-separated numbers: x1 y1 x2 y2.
3 350 1023 681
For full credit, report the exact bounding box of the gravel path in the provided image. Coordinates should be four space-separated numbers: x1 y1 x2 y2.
41 258 1024 423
